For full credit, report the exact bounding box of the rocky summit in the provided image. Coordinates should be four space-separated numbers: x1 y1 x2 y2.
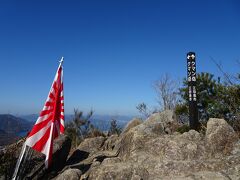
56 110 240 180
1 110 240 180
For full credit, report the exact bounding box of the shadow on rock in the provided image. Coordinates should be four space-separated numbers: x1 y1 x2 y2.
65 150 89 166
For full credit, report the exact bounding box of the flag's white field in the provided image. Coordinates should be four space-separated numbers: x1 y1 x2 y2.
25 61 64 168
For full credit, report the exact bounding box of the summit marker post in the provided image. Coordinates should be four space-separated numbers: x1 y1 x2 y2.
187 52 199 130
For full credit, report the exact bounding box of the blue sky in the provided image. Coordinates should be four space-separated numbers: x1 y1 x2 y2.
0 0 239 115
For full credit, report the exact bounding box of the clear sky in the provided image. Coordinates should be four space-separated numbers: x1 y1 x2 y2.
0 0 239 115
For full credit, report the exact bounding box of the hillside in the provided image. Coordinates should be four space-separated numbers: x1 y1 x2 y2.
0 114 32 134
0 133 18 147
0 115 33 146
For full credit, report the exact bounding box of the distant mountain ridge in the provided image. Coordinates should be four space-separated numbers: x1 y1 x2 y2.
0 114 33 146
19 114 39 122
0 113 133 147
19 114 134 131
0 114 33 134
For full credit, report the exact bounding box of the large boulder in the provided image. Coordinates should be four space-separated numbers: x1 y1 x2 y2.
144 130 205 161
122 118 143 134
51 135 72 172
6 135 71 179
0 135 71 180
144 110 178 134
206 118 239 154
25 135 71 179
77 136 106 156
65 136 106 169
0 138 28 179
114 110 177 160
88 162 149 180
54 168 82 180
102 135 119 151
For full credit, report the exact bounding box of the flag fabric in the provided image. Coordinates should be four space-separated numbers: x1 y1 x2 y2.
25 59 64 168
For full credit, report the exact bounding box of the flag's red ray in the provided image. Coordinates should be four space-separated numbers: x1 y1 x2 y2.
32 126 51 152
28 115 53 137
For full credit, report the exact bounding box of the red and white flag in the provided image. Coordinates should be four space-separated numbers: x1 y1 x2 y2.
25 58 64 168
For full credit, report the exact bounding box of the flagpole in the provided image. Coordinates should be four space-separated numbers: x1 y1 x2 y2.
59 56 64 67
12 142 27 180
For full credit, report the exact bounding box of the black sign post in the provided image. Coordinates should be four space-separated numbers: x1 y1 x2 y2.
187 52 199 130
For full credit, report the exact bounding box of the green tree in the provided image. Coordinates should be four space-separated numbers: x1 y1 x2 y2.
108 119 122 135
208 59 240 131
179 72 240 124
65 109 94 148
180 72 225 120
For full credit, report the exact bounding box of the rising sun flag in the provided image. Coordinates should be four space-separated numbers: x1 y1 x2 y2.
25 58 64 167
13 58 64 180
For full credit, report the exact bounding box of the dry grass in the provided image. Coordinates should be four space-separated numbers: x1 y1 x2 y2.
122 118 143 134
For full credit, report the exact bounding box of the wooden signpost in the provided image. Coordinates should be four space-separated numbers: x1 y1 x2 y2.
187 52 199 130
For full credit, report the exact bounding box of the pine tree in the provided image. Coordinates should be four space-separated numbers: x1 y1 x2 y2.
108 119 121 135
178 72 240 122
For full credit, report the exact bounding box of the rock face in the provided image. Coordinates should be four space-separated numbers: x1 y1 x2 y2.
77 136 106 156
54 168 82 180
57 112 240 180
27 134 72 179
122 118 143 134
206 118 238 154
0 134 71 180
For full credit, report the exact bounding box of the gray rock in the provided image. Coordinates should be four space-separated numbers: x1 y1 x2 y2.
101 157 121 166
206 118 238 154
26 134 72 179
144 130 205 161
54 168 82 180
102 135 119 151
77 136 106 155
0 135 71 180
63 136 106 176
115 110 177 160
185 171 231 180
88 162 149 180
122 118 143 134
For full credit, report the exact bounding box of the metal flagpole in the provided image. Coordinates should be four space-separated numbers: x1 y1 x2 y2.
17 145 33 179
12 142 28 180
